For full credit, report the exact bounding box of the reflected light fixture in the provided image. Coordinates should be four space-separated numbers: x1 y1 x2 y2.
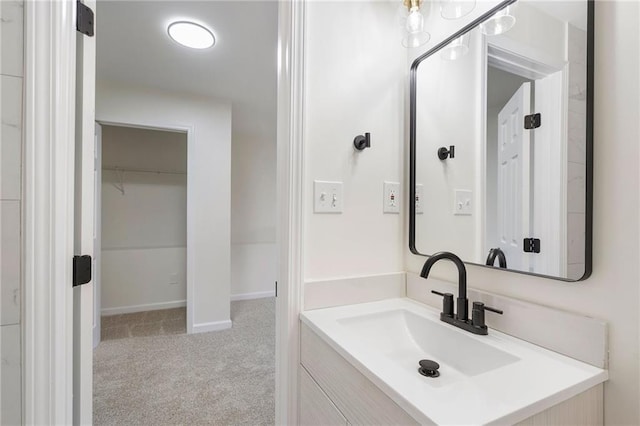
168 21 215 49
480 5 516 36
440 0 476 20
402 0 431 48
440 33 470 60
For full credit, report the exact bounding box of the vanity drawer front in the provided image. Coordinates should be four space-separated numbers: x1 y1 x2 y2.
301 323 422 426
300 366 348 426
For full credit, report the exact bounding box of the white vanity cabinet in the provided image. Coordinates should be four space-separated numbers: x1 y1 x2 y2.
300 322 604 426
299 367 348 426
300 323 420 425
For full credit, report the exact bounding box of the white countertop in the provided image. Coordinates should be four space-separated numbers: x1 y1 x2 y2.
300 298 608 425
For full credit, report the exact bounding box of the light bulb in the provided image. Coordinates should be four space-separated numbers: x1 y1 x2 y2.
406 6 424 34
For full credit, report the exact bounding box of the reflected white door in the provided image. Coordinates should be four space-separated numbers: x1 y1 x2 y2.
532 71 565 277
497 82 531 271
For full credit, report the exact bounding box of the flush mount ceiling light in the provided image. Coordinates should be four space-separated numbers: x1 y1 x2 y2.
168 21 215 49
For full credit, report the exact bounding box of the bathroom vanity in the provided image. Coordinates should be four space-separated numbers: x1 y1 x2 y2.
298 0 604 422
299 298 606 425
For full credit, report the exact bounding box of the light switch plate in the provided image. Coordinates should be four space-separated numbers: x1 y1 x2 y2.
454 189 473 215
314 181 343 213
415 184 424 214
383 181 400 214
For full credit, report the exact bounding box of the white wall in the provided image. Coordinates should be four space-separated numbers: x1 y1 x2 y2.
494 2 566 67
405 1 640 424
97 81 232 332
414 29 483 260
230 124 277 299
0 0 23 423
566 24 588 279
485 106 499 250
231 243 277 300
101 247 186 313
230 125 277 299
101 125 188 314
303 0 406 280
101 125 187 173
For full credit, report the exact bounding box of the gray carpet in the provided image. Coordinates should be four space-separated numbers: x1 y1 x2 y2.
94 298 275 425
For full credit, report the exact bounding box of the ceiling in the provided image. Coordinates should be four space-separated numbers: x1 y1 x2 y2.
96 0 278 142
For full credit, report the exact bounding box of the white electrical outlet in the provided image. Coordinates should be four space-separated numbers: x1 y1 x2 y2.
415 184 424 214
454 189 473 215
169 273 179 285
383 181 400 214
314 180 344 213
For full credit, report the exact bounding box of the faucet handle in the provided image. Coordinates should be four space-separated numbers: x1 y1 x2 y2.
472 301 503 328
431 290 454 317
483 305 503 315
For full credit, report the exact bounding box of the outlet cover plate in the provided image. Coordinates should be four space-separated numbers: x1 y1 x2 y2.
383 181 400 214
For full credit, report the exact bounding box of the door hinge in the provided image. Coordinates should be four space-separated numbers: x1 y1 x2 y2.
524 113 541 130
76 1 95 37
275 281 278 298
523 238 541 253
73 255 92 287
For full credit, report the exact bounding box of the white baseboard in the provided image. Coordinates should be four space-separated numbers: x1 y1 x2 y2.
101 300 186 316
231 290 276 301
191 319 233 334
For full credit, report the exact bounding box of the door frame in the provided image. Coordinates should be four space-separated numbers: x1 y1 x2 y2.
22 0 304 424
23 0 77 423
275 1 306 424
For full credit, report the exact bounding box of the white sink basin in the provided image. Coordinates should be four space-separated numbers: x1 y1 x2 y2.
338 309 519 380
301 298 608 425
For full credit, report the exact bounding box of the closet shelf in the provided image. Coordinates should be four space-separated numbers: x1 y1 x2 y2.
103 166 186 195
103 166 186 175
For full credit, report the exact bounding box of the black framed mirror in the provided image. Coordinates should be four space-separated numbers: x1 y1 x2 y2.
409 0 593 281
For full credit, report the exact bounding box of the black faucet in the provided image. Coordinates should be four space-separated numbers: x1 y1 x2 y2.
421 251 502 335
485 248 507 268
421 251 469 321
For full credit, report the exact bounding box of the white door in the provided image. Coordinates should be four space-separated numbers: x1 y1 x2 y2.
94 123 102 347
497 82 531 271
73 1 97 423
532 71 565 276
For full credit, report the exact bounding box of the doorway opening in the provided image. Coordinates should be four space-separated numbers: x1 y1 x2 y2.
483 43 567 276
98 124 188 341
89 0 278 423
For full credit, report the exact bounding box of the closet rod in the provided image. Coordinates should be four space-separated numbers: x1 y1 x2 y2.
102 166 186 175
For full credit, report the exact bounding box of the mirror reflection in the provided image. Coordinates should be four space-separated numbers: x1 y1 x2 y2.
411 0 591 280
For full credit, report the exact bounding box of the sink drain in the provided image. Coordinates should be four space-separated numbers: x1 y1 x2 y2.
418 359 440 378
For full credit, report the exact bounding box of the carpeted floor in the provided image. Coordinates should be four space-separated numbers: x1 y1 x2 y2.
94 298 275 425
101 307 187 340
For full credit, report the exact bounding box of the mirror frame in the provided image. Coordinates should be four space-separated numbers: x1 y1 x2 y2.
409 0 594 281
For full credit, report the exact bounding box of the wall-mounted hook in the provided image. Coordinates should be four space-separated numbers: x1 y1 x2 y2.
353 132 371 151
437 145 455 160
